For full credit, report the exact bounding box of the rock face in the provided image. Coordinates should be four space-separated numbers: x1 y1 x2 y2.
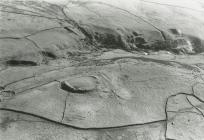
0 0 204 140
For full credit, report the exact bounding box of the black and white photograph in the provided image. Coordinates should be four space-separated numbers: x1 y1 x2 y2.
0 0 204 139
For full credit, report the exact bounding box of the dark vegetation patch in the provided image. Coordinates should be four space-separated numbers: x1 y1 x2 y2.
61 81 89 93
94 31 126 49
150 35 204 54
85 26 204 54
91 29 149 51
187 35 204 53
5 60 37 66
0 86 5 90
169 28 182 35
132 31 141 36
41 51 57 59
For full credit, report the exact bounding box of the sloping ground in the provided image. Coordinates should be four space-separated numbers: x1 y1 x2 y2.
1 0 204 140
